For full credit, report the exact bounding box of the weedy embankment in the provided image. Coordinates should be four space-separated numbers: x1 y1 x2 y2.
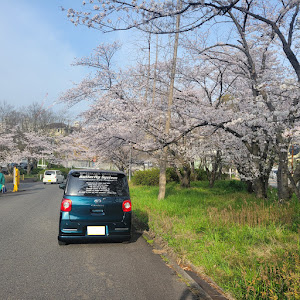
131 180 300 300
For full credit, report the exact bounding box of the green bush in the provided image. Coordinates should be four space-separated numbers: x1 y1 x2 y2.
226 180 247 191
132 168 160 186
194 168 229 181
132 168 179 186
195 168 207 181
166 168 179 183
19 168 27 175
31 168 44 175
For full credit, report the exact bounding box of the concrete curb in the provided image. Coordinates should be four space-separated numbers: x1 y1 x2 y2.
142 231 213 300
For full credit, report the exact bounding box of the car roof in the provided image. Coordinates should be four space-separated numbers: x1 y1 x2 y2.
69 169 126 176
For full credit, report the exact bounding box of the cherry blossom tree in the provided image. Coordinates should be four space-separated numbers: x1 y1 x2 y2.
0 100 71 173
16 130 57 174
178 34 296 198
65 1 299 79
61 0 300 201
0 131 19 168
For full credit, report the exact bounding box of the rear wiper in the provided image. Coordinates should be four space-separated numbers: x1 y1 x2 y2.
71 172 80 177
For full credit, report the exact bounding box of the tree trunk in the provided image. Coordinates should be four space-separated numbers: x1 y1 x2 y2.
245 180 254 193
175 164 191 188
158 149 167 200
253 176 268 198
27 158 31 175
276 133 292 201
277 148 292 201
190 161 197 181
287 170 300 200
157 0 181 200
206 150 222 188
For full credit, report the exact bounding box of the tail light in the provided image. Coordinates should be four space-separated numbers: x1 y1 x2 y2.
61 198 72 212
122 200 132 212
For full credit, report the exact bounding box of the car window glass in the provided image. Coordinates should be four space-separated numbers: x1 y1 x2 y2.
45 171 55 175
66 172 129 197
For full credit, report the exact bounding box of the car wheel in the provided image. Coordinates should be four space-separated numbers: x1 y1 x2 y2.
58 240 67 246
43 183 46 185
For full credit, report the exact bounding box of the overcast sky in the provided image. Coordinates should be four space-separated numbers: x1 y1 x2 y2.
0 0 135 114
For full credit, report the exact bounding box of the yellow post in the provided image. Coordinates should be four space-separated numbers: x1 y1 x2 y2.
13 167 20 192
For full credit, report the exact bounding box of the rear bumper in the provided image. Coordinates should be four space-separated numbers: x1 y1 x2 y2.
58 233 131 243
58 218 131 243
43 178 56 183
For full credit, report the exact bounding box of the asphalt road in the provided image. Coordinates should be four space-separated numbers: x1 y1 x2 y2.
0 182 197 300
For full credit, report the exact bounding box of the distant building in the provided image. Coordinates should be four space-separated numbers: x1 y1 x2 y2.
45 122 81 137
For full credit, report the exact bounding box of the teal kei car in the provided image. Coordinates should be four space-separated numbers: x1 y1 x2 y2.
58 169 132 245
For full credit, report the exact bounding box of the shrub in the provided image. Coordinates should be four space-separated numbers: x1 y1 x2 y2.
132 168 160 186
132 167 231 186
31 168 44 175
166 168 179 183
226 180 247 191
132 168 179 186
194 168 229 181
195 168 207 181
19 168 27 175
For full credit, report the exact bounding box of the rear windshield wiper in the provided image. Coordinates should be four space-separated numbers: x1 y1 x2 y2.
71 172 81 177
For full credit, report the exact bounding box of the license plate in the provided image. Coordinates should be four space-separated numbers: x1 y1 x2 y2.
87 226 106 236
48 180 52 182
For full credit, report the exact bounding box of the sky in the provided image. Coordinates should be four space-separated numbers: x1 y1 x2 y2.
0 0 232 117
0 0 135 115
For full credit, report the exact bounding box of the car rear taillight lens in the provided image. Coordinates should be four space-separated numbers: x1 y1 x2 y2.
61 198 72 212
122 200 132 212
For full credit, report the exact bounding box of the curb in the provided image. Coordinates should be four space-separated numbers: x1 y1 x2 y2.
142 231 213 300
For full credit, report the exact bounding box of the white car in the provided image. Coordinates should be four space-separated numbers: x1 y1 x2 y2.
43 170 64 184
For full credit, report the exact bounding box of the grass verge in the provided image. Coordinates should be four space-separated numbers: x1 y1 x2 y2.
130 180 300 300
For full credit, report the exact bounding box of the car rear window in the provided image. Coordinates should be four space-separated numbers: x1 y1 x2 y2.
45 171 55 175
66 171 129 197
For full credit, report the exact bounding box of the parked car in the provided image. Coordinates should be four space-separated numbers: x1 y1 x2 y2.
58 169 131 245
43 170 64 184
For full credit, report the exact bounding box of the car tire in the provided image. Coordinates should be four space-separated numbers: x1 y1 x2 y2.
43 183 46 185
58 240 67 246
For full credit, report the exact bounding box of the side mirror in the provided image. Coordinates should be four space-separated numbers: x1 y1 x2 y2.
59 183 66 190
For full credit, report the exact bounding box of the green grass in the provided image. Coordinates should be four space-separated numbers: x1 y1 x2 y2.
130 180 300 300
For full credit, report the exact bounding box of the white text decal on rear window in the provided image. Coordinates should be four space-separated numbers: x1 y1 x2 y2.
79 174 118 181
